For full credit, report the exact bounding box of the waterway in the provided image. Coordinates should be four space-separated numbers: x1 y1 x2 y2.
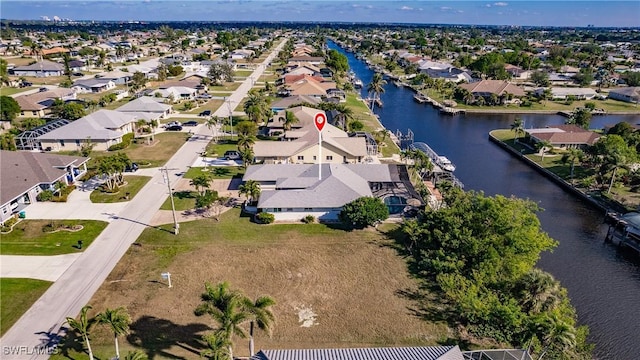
328 40 640 359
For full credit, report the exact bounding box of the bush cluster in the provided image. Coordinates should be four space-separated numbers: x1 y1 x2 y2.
108 133 134 151
255 212 275 224
1 217 18 232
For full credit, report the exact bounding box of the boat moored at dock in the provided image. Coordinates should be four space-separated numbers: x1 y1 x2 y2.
409 142 456 172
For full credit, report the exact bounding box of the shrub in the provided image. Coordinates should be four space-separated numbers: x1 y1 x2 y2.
339 196 389 229
1 217 18 232
302 215 315 224
108 133 134 151
37 190 54 201
256 212 275 224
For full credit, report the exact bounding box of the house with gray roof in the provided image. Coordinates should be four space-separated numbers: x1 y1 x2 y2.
37 110 141 151
14 88 77 118
608 87 640 103
250 346 464 360
0 151 88 224
243 163 422 221
116 96 172 118
12 60 65 77
72 78 116 94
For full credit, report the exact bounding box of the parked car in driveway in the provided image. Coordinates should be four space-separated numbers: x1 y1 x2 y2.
166 125 183 131
183 120 198 127
223 150 241 160
199 110 211 117
164 121 181 128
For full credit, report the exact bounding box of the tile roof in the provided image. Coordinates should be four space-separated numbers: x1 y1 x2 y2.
251 346 463 360
271 95 322 109
526 124 601 146
459 80 525 97
1 150 88 204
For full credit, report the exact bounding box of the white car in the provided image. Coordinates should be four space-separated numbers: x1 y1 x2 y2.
165 121 181 128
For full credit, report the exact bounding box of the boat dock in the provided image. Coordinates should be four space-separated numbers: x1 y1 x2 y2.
604 212 640 255
440 107 466 115
409 142 456 172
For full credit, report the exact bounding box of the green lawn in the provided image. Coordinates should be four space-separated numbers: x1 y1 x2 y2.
86 132 188 168
234 70 253 77
184 166 244 180
203 139 239 157
0 220 108 255
345 93 400 157
1 278 52 336
0 86 35 96
90 176 151 203
183 99 224 115
160 190 197 211
209 82 241 92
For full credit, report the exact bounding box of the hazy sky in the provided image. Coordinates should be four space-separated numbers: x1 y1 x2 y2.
1 1 639 27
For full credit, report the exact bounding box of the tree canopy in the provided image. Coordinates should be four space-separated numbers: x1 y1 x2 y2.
398 188 591 358
0 96 21 122
339 196 389 229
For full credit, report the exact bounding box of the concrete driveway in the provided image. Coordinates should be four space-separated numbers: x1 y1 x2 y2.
1 254 82 282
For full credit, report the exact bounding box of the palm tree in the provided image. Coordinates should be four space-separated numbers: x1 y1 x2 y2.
65 305 96 360
243 296 276 356
190 173 212 196
237 133 256 152
604 152 628 194
539 313 577 359
333 104 354 131
517 269 562 314
238 179 261 204
96 307 132 360
243 92 269 123
367 72 387 111
536 140 553 161
200 332 231 360
194 282 250 360
281 110 299 137
206 116 219 141
240 148 254 169
510 117 524 141
561 148 584 185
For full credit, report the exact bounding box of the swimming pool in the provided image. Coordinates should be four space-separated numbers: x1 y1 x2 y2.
384 195 407 214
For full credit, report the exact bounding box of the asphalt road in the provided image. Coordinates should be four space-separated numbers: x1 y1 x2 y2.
0 38 286 360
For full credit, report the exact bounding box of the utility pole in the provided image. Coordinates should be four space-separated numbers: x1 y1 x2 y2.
161 167 180 235
226 96 233 140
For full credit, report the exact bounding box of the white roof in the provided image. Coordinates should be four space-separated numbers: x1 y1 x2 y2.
116 96 171 113
38 110 138 141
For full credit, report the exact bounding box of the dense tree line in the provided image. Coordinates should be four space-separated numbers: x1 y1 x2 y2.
399 188 593 358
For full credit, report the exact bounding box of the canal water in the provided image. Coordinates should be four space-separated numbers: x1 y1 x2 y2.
328 41 640 359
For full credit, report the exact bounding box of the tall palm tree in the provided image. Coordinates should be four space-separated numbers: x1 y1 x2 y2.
96 307 131 360
367 72 387 111
238 179 261 204
194 282 250 360
206 116 219 141
281 110 299 137
240 148 254 169
510 117 524 141
561 148 584 186
243 296 276 356
237 133 256 152
538 313 577 359
65 305 96 360
243 92 269 123
604 152 628 194
333 104 354 131
200 332 231 360
536 140 553 161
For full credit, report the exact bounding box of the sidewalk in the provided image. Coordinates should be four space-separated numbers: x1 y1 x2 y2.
0 254 82 282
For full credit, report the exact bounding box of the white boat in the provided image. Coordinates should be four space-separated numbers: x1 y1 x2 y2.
409 142 456 172
353 79 363 88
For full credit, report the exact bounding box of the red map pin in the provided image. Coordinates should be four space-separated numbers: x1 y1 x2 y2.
314 112 326 132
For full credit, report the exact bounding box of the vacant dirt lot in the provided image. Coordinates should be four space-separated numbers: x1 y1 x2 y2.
79 211 450 359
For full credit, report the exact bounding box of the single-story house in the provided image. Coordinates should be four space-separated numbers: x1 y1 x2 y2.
116 96 172 118
546 87 598 100
525 124 601 150
0 151 88 224
250 346 464 360
285 63 321 76
229 49 254 60
243 163 422 221
608 87 640 103
37 110 141 151
153 86 197 101
422 67 473 83
12 60 65 77
98 70 132 85
14 88 77 118
288 56 325 65
270 95 321 112
72 78 116 94
68 60 87 72
41 47 70 57
458 80 526 98
504 64 531 79
286 78 336 98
